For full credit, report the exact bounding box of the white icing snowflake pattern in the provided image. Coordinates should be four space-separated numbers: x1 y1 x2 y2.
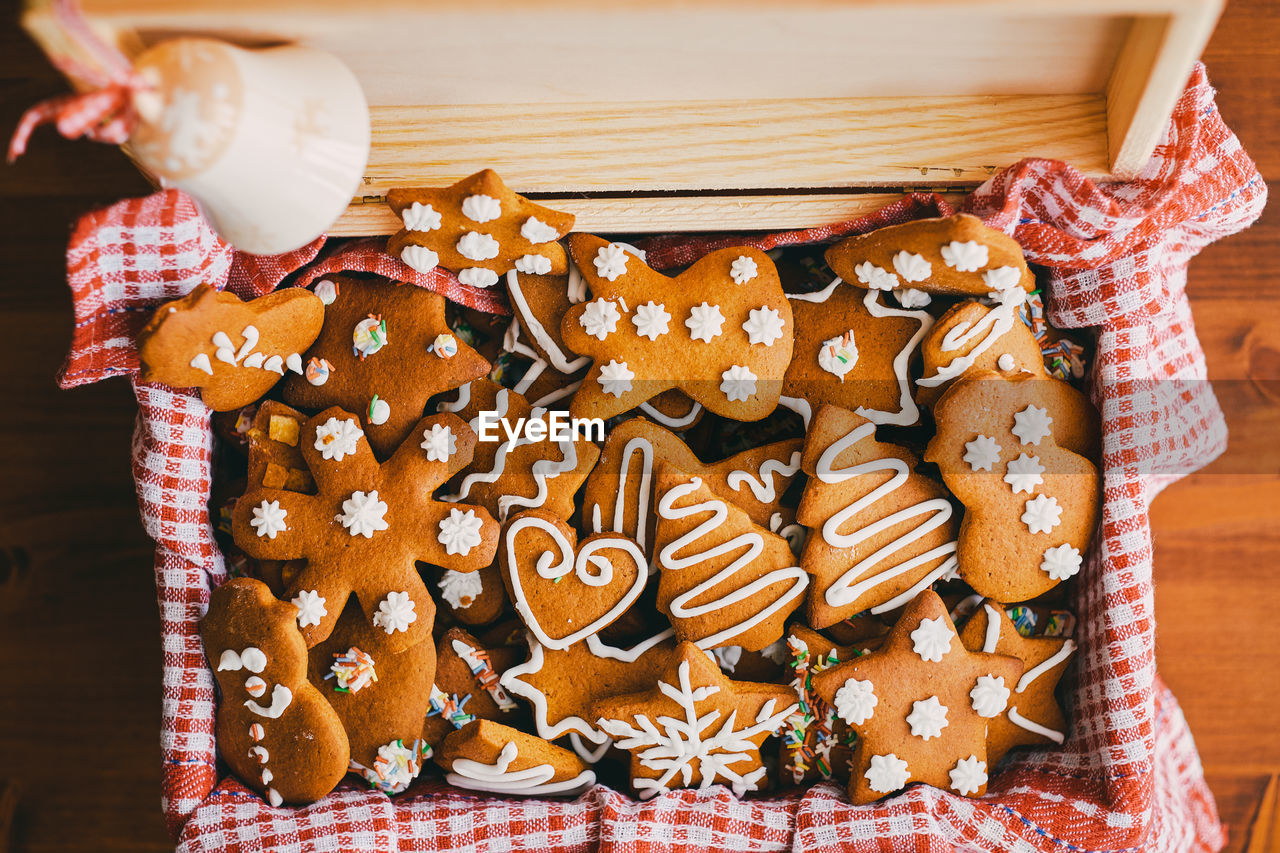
963 435 1002 472
314 417 364 461
983 266 1022 293
595 658 796 799
685 303 725 343
598 360 635 397
521 216 559 243
1003 453 1045 494
400 245 439 274
632 301 671 340
720 365 758 403
461 194 501 223
854 262 898 291
1022 494 1063 534
594 244 630 281
292 589 327 628
1041 543 1082 580
579 298 622 340
401 202 442 232
420 423 456 462
833 678 877 725
438 507 484 556
250 499 287 539
1012 404 1054 446
514 254 552 275
865 753 910 794
949 755 988 796
910 615 954 662
438 569 484 609
338 490 389 538
892 251 931 283
905 696 949 741
969 674 1010 718
729 255 758 285
372 591 418 634
940 240 989 272
456 231 500 262
742 307 785 346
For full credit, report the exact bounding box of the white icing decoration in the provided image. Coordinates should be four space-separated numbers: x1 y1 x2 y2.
940 240 989 272
250 745 269 764
368 397 390 426
504 515 647 650
970 675 1011 718
457 231 500 262
593 244 629 281
742 306 785 346
726 451 801 503
451 639 517 711
243 352 265 369
212 325 259 366
244 676 267 697
1008 707 1065 744
401 202 442 232
949 755 988 796
813 420 959 612
337 490 389 538
685 302 725 343
633 301 671 340
1003 453 1045 494
729 255 758 284
963 435 1001 472
458 267 499 288
190 353 214 375
997 353 1017 371
981 604 1003 654
1012 404 1054 447
447 741 596 796
910 616 954 663
588 435 655 554
579 298 621 340
817 331 859 379
514 254 552 275
1015 639 1077 695
833 678 877 725
1021 495 1062 534
292 590 326 628
314 417 363 461
656 477 808 649
853 262 898 291
438 507 485 555
313 279 338 305
400 244 439 274
983 266 1022 291
217 649 243 671
778 395 813 428
438 569 483 609
437 382 471 414
595 657 796 799
250 499 287 539
262 355 284 375
372 590 417 634
244 684 292 719
711 646 743 673
917 285 1026 389
892 251 931 283
266 788 282 807
504 270 591 374
1041 544 1082 581
521 216 559 244
286 353 303 375
461 194 501 223
865 753 910 794
420 423 456 462
905 696 948 740
598 360 634 397
719 365 757 402
895 288 931 309
637 400 701 429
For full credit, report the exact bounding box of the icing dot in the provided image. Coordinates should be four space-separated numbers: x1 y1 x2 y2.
998 353 1016 371
368 395 391 426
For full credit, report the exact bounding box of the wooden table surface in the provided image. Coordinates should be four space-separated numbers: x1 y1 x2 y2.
0 3 1276 851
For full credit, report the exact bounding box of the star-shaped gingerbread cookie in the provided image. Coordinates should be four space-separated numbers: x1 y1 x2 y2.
812 590 1022 804
386 169 576 287
561 234 793 421
232 407 499 653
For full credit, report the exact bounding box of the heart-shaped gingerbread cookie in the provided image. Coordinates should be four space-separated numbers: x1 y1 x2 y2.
499 509 646 650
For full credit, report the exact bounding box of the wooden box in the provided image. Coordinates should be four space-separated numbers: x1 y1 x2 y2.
24 0 1223 234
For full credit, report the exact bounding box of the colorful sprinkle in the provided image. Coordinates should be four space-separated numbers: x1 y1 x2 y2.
427 685 475 729
430 333 459 359
353 315 388 358
305 357 332 386
1007 606 1038 637
453 641 518 711
327 647 377 693
1042 610 1077 639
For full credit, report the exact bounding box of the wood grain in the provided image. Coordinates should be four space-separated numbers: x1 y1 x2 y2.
0 1 1275 851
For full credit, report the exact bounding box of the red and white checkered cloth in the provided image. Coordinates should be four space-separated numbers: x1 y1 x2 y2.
57 64 1264 851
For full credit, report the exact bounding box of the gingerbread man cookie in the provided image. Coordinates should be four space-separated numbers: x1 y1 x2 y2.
232 408 499 652
282 275 490 457
201 578 350 806
139 284 324 411
562 235 793 421
386 170 575 287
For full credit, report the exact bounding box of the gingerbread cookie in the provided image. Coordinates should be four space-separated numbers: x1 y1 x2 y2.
652 464 808 651
796 404 959 628
435 562 507 627
825 214 1035 299
201 578 350 806
501 509 647 650
924 372 1100 602
781 625 869 785
811 590 1022 804
139 284 324 411
307 598 437 792
960 599 1076 765
593 641 796 799
438 719 596 795
232 408 498 652
781 279 933 428
504 267 591 375
386 170 575 287
245 400 314 493
282 275 490 457
422 627 525 746
562 235 793 421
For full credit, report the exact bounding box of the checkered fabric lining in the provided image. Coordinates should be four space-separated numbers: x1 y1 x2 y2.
56 65 1264 852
